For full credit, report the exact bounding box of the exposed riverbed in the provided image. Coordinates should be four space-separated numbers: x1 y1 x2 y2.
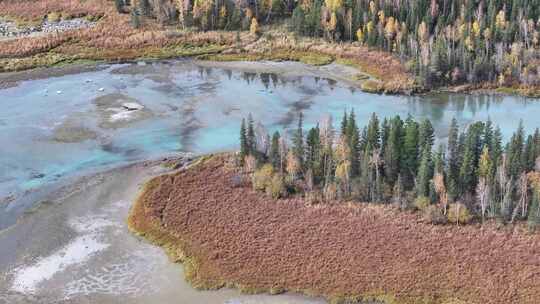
1 59 540 303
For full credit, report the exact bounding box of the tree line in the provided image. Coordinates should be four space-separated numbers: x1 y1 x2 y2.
239 111 540 228
124 0 540 88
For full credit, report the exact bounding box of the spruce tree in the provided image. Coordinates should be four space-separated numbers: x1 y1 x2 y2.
306 126 321 180
402 115 419 187
292 112 305 168
340 110 348 137
418 118 435 154
269 131 281 169
247 114 256 155
240 118 248 163
347 110 360 177
383 116 404 185
416 146 432 198
507 120 525 178
366 112 380 150
447 118 460 181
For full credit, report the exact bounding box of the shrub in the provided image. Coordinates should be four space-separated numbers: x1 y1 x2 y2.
447 203 472 225
423 205 447 225
266 174 286 199
47 12 61 22
252 164 274 191
249 17 259 36
413 196 431 211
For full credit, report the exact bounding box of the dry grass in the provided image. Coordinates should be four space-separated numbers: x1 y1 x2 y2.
0 0 417 93
129 155 540 304
0 0 108 23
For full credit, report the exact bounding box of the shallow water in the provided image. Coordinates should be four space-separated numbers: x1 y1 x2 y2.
1 60 539 205
1 60 540 304
2 60 539 204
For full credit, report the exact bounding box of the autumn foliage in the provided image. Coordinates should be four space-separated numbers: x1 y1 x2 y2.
129 155 540 304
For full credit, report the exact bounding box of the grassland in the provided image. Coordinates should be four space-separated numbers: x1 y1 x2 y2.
0 0 420 94
128 155 540 304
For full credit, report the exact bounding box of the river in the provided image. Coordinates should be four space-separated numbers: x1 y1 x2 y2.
0 59 539 303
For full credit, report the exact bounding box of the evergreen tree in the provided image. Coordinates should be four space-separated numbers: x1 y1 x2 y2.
416 146 432 197
384 116 404 185
247 114 256 154
507 120 525 178
402 115 419 187
292 112 305 168
269 131 281 168
240 118 248 162
447 118 460 181
418 118 435 154
459 146 476 195
347 110 360 177
306 126 321 181
365 112 380 150
340 110 348 137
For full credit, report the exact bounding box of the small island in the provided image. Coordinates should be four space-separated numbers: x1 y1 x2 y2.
129 112 540 304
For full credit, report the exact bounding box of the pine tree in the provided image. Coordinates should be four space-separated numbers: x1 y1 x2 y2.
418 118 435 153
365 112 380 150
459 146 476 195
340 110 348 137
507 120 525 178
306 126 321 181
384 116 404 185
247 114 256 155
347 110 360 177
402 115 419 187
416 146 432 198
240 118 248 162
269 131 281 168
292 112 305 169
447 118 460 181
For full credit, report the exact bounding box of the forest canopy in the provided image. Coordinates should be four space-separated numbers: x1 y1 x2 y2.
238 111 540 228
129 0 540 88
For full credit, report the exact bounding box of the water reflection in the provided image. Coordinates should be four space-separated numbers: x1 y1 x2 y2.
1 60 539 200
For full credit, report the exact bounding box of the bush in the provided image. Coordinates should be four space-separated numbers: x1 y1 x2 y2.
266 174 286 199
47 12 61 22
423 205 447 225
447 203 472 225
252 164 274 191
413 196 431 211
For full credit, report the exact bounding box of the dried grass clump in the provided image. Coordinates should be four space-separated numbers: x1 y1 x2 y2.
423 205 447 225
413 196 431 211
252 164 274 191
447 203 473 225
0 34 70 57
0 0 109 22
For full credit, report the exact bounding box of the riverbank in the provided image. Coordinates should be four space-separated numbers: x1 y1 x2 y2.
0 155 324 304
128 154 540 304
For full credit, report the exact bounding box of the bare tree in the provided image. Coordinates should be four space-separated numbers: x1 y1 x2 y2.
476 177 490 222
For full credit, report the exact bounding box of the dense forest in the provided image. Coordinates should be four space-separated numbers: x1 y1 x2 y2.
239 112 540 228
125 0 540 88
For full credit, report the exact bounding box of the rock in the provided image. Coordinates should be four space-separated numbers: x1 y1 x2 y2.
122 102 144 111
